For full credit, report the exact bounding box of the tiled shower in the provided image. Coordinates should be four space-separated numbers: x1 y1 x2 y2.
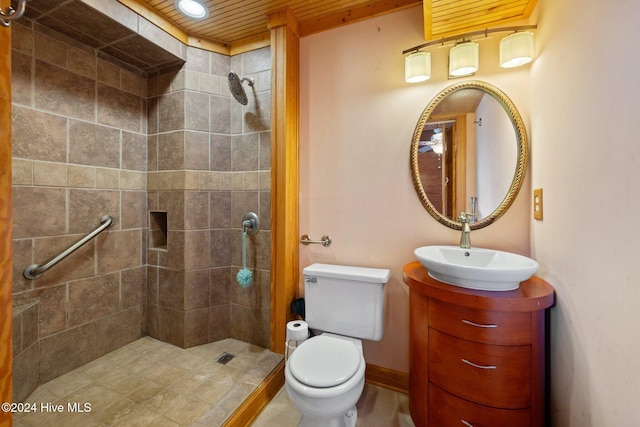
10 0 272 403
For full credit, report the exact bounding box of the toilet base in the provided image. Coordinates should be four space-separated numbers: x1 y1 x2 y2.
285 334 366 427
298 406 357 427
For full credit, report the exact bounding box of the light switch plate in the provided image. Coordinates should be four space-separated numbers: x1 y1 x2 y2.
533 188 543 220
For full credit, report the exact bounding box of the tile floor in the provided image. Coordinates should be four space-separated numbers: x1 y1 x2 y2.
12 336 414 426
13 336 283 427
252 383 415 427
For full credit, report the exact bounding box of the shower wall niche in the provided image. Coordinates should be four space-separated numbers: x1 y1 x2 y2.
10 0 272 402
149 211 168 249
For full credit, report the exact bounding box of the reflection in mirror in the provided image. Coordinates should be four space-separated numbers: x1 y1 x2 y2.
410 81 527 230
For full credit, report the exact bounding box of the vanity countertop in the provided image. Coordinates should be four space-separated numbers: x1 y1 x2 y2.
403 261 555 312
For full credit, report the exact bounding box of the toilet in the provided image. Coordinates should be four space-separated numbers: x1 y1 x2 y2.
285 263 391 427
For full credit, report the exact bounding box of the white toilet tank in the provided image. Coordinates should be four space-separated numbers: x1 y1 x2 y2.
302 263 390 341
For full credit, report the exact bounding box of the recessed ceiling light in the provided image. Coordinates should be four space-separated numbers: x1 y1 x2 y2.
176 0 209 19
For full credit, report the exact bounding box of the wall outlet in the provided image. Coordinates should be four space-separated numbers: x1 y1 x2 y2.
533 188 543 220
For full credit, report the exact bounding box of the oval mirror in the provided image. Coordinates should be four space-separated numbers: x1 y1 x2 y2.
410 80 528 230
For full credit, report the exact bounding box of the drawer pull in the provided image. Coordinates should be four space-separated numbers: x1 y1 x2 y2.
462 319 498 328
461 358 497 370
461 421 474 427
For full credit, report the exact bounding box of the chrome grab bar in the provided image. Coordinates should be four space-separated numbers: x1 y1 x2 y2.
23 215 115 280
299 234 332 247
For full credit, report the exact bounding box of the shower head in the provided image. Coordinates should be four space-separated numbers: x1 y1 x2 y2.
228 71 254 105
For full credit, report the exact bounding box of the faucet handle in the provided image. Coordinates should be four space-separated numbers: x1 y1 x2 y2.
458 212 471 223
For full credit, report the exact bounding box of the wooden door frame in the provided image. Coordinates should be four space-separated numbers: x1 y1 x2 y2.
0 22 13 427
268 10 299 355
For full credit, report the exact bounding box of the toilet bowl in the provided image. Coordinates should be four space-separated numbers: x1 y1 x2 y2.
285 334 365 427
285 263 390 427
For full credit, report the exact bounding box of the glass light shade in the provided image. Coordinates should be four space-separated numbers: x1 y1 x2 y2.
500 31 534 68
405 52 431 83
432 143 443 155
176 0 209 19
449 42 479 77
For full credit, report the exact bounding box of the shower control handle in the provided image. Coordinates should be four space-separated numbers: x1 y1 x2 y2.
241 212 259 235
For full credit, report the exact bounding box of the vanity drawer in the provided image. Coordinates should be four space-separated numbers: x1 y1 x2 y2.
429 329 531 409
429 383 531 427
429 299 531 345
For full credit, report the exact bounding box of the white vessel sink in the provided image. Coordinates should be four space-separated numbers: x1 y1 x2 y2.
414 246 539 291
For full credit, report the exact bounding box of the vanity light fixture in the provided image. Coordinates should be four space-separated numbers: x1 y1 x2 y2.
176 0 209 19
500 31 535 68
449 41 479 77
402 25 536 82
405 51 431 83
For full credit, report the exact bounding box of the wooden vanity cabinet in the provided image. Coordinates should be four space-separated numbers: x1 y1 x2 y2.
403 262 554 427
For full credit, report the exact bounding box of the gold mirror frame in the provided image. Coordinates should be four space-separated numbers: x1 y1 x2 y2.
410 80 528 230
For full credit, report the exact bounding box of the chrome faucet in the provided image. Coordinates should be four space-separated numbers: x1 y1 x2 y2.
459 212 472 249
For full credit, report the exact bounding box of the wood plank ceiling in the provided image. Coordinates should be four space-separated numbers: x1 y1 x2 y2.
122 0 420 52
425 0 538 39
120 0 537 54
149 0 419 41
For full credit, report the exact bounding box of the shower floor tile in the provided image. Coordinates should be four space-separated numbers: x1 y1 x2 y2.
13 337 283 427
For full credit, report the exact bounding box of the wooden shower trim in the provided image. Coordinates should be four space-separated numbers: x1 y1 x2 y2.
268 9 300 355
0 25 13 427
223 361 285 426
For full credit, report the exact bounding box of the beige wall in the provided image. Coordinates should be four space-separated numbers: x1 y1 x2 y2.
301 1 640 423
532 0 640 425
299 6 532 372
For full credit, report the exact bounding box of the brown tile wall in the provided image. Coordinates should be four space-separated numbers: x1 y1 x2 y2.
230 48 271 349
12 302 39 402
147 46 272 349
10 4 272 402
11 20 147 401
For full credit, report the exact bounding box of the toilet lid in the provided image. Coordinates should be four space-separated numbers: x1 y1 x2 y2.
289 335 361 388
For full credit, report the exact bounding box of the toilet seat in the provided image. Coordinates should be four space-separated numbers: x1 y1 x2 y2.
289 335 361 388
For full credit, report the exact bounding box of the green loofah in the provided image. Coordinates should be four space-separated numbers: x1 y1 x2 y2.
237 229 252 287
237 268 252 287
